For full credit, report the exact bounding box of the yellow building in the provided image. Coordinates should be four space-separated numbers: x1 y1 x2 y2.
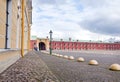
0 0 32 50
0 0 32 73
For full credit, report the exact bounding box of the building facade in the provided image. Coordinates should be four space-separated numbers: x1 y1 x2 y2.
31 38 120 51
52 41 120 50
0 0 32 50
30 38 49 50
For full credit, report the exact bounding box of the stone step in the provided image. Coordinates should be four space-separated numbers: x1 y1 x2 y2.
0 50 28 73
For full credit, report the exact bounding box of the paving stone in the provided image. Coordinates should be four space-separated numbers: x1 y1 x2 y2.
37 50 120 82
1 50 120 82
0 51 59 82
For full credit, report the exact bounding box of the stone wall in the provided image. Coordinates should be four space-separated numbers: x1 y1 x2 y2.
0 0 6 48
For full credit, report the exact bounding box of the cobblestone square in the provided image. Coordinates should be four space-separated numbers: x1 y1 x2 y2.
0 50 120 82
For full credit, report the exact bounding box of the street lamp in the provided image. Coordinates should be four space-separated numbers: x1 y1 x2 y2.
49 30 53 55
39 39 41 51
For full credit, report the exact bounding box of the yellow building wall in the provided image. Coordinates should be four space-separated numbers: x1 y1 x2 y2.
24 20 28 50
18 0 32 50
24 3 29 50
19 23 21 49
11 0 18 48
0 0 6 48
10 0 30 49
0 0 32 49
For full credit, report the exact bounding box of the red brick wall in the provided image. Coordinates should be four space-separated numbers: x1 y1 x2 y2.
30 40 37 50
51 41 120 50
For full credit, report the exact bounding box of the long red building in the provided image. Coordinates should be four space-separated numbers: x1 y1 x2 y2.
30 38 120 50
52 41 120 50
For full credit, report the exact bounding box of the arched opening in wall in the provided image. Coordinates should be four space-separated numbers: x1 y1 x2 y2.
39 42 46 50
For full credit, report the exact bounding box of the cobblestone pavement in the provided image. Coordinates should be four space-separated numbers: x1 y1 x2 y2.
0 51 59 82
36 51 120 82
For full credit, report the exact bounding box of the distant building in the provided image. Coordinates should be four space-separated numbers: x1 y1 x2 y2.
52 41 120 50
30 37 49 50
30 38 120 50
0 0 32 50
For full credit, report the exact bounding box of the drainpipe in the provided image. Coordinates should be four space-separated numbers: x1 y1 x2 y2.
21 0 24 58
5 0 9 49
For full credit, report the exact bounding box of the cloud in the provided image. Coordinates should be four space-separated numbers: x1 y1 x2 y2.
31 0 120 41
34 0 66 5
80 16 120 35
79 0 120 36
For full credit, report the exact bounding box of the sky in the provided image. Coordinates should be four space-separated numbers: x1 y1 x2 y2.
31 0 120 42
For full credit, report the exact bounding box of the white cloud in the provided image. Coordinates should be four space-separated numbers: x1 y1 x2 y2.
31 0 120 41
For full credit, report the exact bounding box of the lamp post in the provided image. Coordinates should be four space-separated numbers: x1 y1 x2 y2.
39 39 41 51
49 30 53 55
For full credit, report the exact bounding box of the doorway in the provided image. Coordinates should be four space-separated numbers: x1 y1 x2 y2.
39 42 46 50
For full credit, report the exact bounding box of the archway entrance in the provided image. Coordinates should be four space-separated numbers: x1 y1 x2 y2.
39 42 46 50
